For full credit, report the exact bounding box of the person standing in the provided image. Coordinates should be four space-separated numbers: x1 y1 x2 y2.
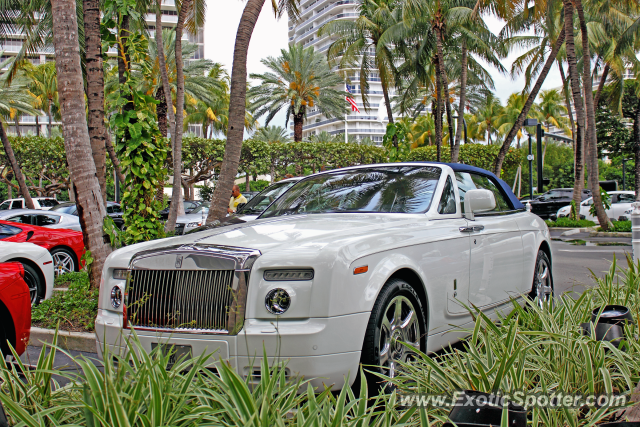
228 185 247 214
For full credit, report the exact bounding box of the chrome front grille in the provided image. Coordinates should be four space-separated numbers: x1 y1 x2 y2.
126 269 236 333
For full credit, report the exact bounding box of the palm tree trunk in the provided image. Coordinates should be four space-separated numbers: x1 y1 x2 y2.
633 102 640 200
563 0 586 219
14 114 20 137
165 0 192 232
51 0 111 289
105 132 126 185
245 171 251 192
593 63 609 111
293 110 305 142
575 0 608 230
206 0 265 224
434 56 443 162
453 40 467 163
47 105 53 137
558 63 576 150
35 115 40 137
83 0 107 204
0 121 34 209
434 26 455 157
379 73 396 148
493 28 565 175
156 0 176 140
156 85 168 137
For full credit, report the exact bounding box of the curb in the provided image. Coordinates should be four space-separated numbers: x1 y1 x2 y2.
29 327 96 353
589 232 632 238
558 227 592 236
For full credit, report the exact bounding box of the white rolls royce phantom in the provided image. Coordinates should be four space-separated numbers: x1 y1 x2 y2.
96 162 552 391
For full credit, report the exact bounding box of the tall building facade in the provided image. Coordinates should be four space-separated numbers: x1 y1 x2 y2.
0 0 204 136
288 0 388 144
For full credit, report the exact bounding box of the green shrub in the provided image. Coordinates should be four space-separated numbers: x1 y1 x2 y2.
239 179 270 193
545 217 596 228
31 272 97 332
598 220 631 232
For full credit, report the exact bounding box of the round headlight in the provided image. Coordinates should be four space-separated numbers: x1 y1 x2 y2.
110 285 122 309
265 288 291 315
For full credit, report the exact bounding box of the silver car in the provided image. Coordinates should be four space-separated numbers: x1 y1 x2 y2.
0 209 82 231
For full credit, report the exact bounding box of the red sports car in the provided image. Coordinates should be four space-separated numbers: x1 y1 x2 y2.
0 262 31 356
0 220 85 276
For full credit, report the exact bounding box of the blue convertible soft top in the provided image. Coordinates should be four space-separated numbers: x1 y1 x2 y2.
416 162 525 211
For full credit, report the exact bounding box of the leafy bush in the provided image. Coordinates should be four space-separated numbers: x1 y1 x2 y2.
599 220 631 232
31 272 98 332
545 217 596 228
239 180 270 193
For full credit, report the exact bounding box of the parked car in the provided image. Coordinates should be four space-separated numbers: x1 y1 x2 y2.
50 201 124 229
0 197 59 211
97 162 552 392
0 262 31 357
528 188 592 219
0 239 54 305
159 200 201 221
0 209 82 231
556 191 635 222
0 220 85 277
174 203 210 235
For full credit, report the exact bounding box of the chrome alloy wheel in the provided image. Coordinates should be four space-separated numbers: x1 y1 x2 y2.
534 257 553 308
379 295 421 378
53 251 75 276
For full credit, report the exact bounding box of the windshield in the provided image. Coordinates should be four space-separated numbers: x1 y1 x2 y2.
238 181 297 215
190 202 210 215
50 203 76 214
261 166 442 218
538 190 570 201
37 199 59 207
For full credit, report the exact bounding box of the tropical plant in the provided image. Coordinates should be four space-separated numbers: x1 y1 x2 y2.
248 44 347 142
23 62 59 138
474 93 503 144
51 0 111 289
537 89 570 134
254 125 290 144
496 92 533 149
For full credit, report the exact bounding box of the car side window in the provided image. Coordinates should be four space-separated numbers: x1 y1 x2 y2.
37 214 60 226
106 205 115 214
437 176 457 214
0 201 9 210
0 223 21 239
616 194 635 204
7 215 32 224
10 200 22 209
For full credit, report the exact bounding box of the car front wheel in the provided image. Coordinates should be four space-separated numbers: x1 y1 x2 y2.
360 278 426 394
22 263 43 305
530 249 553 307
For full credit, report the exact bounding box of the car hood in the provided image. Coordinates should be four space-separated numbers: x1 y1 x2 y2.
108 213 427 267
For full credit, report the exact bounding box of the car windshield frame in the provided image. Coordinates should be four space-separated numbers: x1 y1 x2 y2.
238 180 298 215
49 203 77 214
260 166 443 219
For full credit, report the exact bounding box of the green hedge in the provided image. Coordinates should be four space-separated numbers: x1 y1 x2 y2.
545 218 596 228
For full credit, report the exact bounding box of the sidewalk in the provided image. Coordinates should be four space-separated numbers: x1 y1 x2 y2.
549 228 631 246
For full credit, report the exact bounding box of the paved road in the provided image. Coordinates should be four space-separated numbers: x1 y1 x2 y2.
551 240 631 296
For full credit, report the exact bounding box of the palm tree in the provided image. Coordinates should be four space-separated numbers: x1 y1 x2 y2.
248 44 347 142
206 0 301 224
0 63 38 209
51 0 111 289
24 62 58 137
255 125 290 144
318 0 400 140
402 115 436 148
474 93 503 144
537 89 569 134
497 92 532 149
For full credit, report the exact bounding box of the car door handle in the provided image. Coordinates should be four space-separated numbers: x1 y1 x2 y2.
459 225 484 233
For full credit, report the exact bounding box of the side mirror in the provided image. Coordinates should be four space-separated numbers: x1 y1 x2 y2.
464 189 496 220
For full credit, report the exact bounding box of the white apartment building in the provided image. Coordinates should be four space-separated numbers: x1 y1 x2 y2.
288 0 389 144
0 0 204 136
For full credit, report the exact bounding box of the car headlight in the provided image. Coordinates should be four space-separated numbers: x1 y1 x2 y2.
187 222 202 227
265 288 291 314
110 285 123 309
264 269 314 281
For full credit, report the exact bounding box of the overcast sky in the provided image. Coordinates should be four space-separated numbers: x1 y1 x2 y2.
204 3 564 130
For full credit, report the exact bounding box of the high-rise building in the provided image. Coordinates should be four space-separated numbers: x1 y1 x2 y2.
288 0 388 144
0 0 204 136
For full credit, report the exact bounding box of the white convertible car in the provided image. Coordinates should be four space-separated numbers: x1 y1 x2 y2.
96 163 552 390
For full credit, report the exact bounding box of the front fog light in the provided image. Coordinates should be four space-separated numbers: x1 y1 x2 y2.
113 269 128 280
111 286 123 309
264 269 314 281
265 288 291 315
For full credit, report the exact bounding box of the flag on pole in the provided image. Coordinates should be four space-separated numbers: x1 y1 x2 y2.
346 85 360 113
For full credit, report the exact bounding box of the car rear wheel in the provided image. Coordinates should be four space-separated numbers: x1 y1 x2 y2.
530 249 553 308
360 278 426 394
22 263 43 305
51 248 76 276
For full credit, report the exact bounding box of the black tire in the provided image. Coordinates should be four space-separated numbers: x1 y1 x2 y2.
529 249 554 307
51 247 77 276
21 263 43 306
360 278 427 395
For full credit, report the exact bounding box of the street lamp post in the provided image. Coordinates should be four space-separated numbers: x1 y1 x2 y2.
536 123 544 193
524 119 538 197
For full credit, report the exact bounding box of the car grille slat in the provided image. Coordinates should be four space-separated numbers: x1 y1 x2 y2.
127 269 235 332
